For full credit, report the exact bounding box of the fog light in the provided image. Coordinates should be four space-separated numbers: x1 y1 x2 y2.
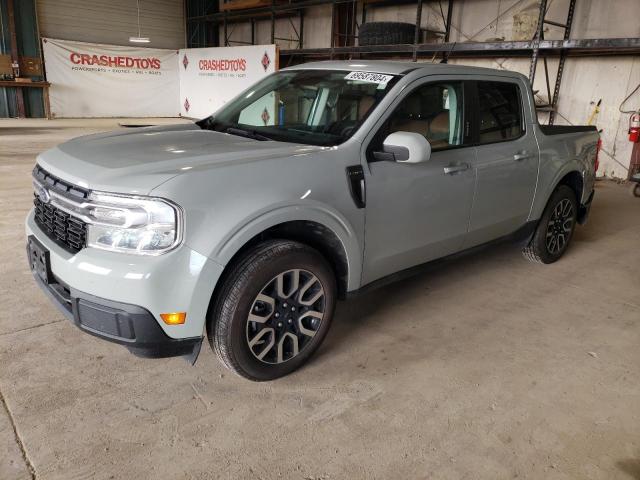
160 312 186 325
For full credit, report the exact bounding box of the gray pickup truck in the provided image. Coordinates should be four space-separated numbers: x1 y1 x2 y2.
27 61 599 381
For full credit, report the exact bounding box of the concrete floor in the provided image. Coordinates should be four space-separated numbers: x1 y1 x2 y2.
1 118 639 480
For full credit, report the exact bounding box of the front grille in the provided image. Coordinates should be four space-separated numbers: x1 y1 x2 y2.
33 194 87 254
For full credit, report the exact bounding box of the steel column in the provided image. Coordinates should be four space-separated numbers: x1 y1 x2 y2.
549 0 577 125
299 9 304 49
329 1 336 58
444 0 454 43
6 0 25 118
270 2 276 44
529 0 548 82
413 0 423 61
223 14 228 46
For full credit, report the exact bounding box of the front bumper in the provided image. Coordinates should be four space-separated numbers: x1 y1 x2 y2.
29 261 202 358
26 210 224 358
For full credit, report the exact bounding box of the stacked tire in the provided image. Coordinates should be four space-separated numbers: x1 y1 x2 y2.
358 22 417 46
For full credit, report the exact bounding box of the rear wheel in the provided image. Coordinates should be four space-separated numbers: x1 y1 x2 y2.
209 240 336 381
523 185 578 264
632 183 640 198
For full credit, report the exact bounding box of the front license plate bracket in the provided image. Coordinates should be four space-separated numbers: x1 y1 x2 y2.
27 236 53 284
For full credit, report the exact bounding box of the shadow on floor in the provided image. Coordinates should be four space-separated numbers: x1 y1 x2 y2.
319 239 512 362
318 184 635 362
617 457 640 480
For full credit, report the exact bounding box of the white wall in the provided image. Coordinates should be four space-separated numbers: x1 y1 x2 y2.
38 0 186 50
220 0 640 177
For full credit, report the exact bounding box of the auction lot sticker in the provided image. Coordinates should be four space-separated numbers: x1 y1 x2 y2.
345 71 394 84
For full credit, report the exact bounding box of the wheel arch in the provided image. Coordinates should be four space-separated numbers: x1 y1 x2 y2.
531 167 584 221
221 220 351 298
557 170 584 204
209 205 362 301
204 217 355 344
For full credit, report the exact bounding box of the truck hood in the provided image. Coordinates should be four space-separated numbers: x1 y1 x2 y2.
36 123 326 195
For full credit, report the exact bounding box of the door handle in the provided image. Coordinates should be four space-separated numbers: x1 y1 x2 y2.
513 151 532 161
444 163 470 175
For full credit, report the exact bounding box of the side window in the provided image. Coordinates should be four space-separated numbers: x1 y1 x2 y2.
386 82 465 151
477 81 523 144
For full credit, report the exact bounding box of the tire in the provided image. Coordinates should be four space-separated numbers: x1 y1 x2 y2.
358 22 416 46
208 240 336 381
632 183 640 198
523 185 578 264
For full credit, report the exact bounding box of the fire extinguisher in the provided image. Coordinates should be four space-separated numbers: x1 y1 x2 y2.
629 111 640 143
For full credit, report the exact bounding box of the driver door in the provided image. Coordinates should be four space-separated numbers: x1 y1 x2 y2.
361 79 476 285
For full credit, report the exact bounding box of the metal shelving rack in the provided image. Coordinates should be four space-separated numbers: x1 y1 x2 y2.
543 0 576 124
186 0 640 124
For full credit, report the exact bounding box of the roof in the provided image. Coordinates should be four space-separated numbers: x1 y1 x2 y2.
283 60 522 78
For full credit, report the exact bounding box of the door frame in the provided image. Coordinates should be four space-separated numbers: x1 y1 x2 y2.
462 76 540 246
357 74 479 286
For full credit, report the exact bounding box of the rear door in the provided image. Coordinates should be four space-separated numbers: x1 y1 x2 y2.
361 77 476 285
464 79 539 248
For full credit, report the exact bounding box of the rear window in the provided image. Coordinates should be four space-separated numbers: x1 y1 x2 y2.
478 81 523 144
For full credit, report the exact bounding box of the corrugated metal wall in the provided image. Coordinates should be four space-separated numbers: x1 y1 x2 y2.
37 0 185 49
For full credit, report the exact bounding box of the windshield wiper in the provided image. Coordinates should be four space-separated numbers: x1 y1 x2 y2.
197 118 271 141
224 127 271 141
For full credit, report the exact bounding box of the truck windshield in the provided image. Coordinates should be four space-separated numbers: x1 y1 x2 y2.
198 70 399 146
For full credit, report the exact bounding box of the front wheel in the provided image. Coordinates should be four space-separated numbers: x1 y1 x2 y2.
632 183 640 198
523 185 578 264
208 240 336 381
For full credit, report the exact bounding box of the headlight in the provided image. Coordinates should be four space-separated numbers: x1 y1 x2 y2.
85 192 182 255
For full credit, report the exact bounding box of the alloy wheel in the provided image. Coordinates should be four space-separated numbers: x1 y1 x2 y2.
545 198 574 255
246 269 326 364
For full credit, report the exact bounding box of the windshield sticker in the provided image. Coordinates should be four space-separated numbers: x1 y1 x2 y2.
345 71 394 85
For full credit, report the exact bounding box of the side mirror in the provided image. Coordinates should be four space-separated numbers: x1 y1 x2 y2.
379 131 432 164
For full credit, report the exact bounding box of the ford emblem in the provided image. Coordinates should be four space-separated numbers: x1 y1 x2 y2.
37 185 50 204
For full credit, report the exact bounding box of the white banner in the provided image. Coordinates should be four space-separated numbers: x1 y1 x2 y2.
43 38 179 118
178 45 277 119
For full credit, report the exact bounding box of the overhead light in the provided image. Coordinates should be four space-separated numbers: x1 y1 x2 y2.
129 0 150 44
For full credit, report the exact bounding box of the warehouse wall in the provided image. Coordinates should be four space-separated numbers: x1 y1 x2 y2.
37 0 185 49
221 4 333 50
347 0 640 178
219 0 640 178
445 0 640 179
